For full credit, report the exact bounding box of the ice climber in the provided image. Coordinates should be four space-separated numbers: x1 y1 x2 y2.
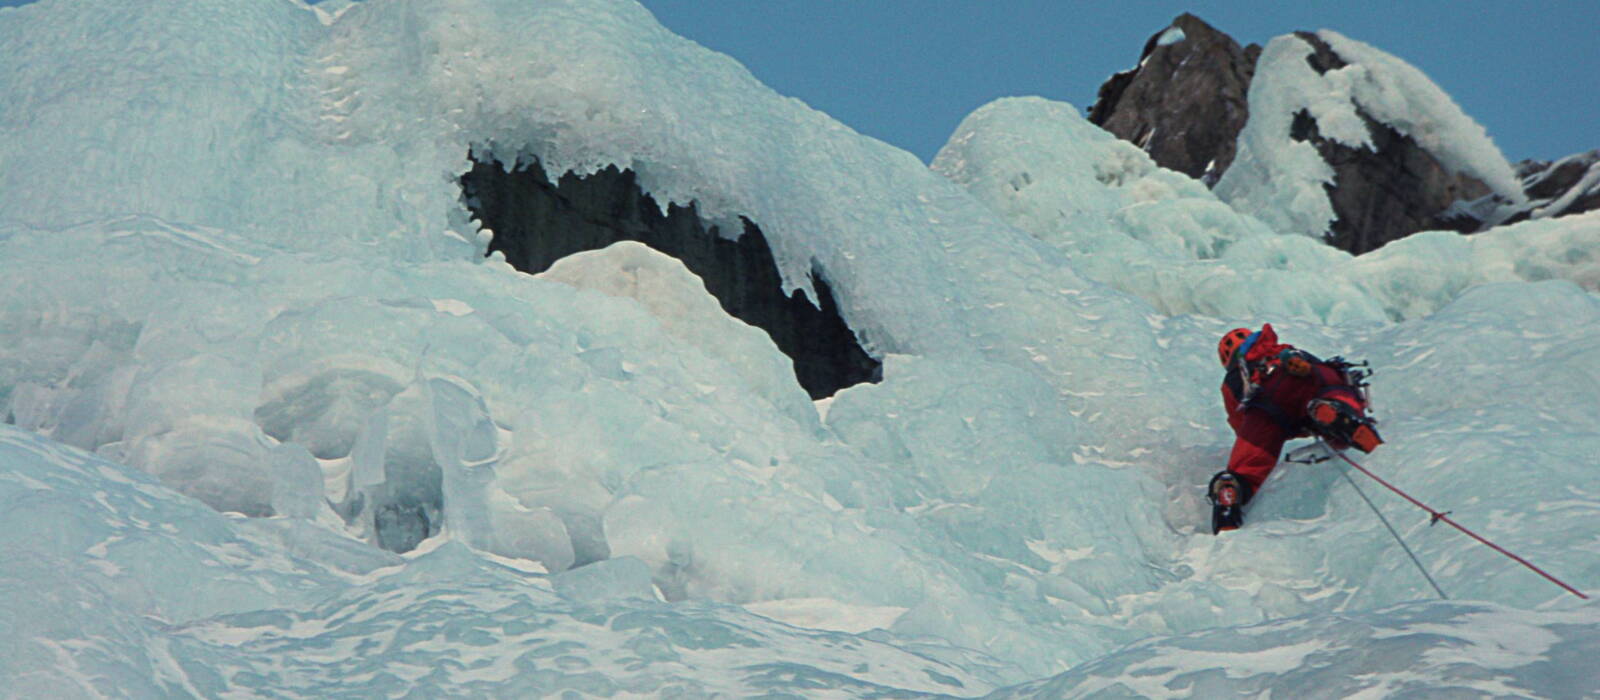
1209 324 1383 533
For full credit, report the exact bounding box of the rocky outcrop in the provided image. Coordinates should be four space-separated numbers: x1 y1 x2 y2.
459 153 881 399
1277 31 1595 248
1288 105 1492 253
1286 34 1494 253
1091 17 1593 255
1088 13 1259 183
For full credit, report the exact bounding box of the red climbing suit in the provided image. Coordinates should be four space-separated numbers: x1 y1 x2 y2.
1220 324 1366 493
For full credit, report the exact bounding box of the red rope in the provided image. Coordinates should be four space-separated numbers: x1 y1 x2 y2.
1328 447 1588 600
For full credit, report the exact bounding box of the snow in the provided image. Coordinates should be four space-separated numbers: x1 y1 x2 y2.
1216 31 1525 239
0 436 994 696
742 597 910 634
536 241 818 426
1339 210 1600 319
0 0 1597 696
932 97 1599 323
1156 26 1186 47
991 602 1600 698
932 97 1384 324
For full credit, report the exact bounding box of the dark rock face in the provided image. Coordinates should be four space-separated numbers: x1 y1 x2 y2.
1286 32 1492 253
460 153 881 400
1088 13 1259 183
1304 109 1490 251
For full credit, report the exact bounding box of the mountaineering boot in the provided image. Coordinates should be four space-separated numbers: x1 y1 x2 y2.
1308 398 1384 453
1208 471 1252 534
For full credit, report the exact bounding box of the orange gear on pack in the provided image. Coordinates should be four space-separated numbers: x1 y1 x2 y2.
1280 349 1313 377
1217 328 1251 367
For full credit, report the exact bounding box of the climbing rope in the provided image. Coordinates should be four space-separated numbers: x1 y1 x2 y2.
1318 440 1589 601
1333 460 1448 600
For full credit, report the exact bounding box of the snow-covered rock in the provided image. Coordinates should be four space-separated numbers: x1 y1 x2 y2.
1216 30 1524 253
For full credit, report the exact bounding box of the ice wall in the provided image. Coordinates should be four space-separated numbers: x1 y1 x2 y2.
1 0 1597 692
461 158 883 399
0 424 1012 697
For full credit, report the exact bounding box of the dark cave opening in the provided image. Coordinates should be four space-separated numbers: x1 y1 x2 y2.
459 152 881 399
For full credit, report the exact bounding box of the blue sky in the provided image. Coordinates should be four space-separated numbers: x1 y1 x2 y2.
635 0 1597 164
3 0 1592 164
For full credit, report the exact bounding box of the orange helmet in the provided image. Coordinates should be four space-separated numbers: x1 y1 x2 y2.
1217 328 1251 367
